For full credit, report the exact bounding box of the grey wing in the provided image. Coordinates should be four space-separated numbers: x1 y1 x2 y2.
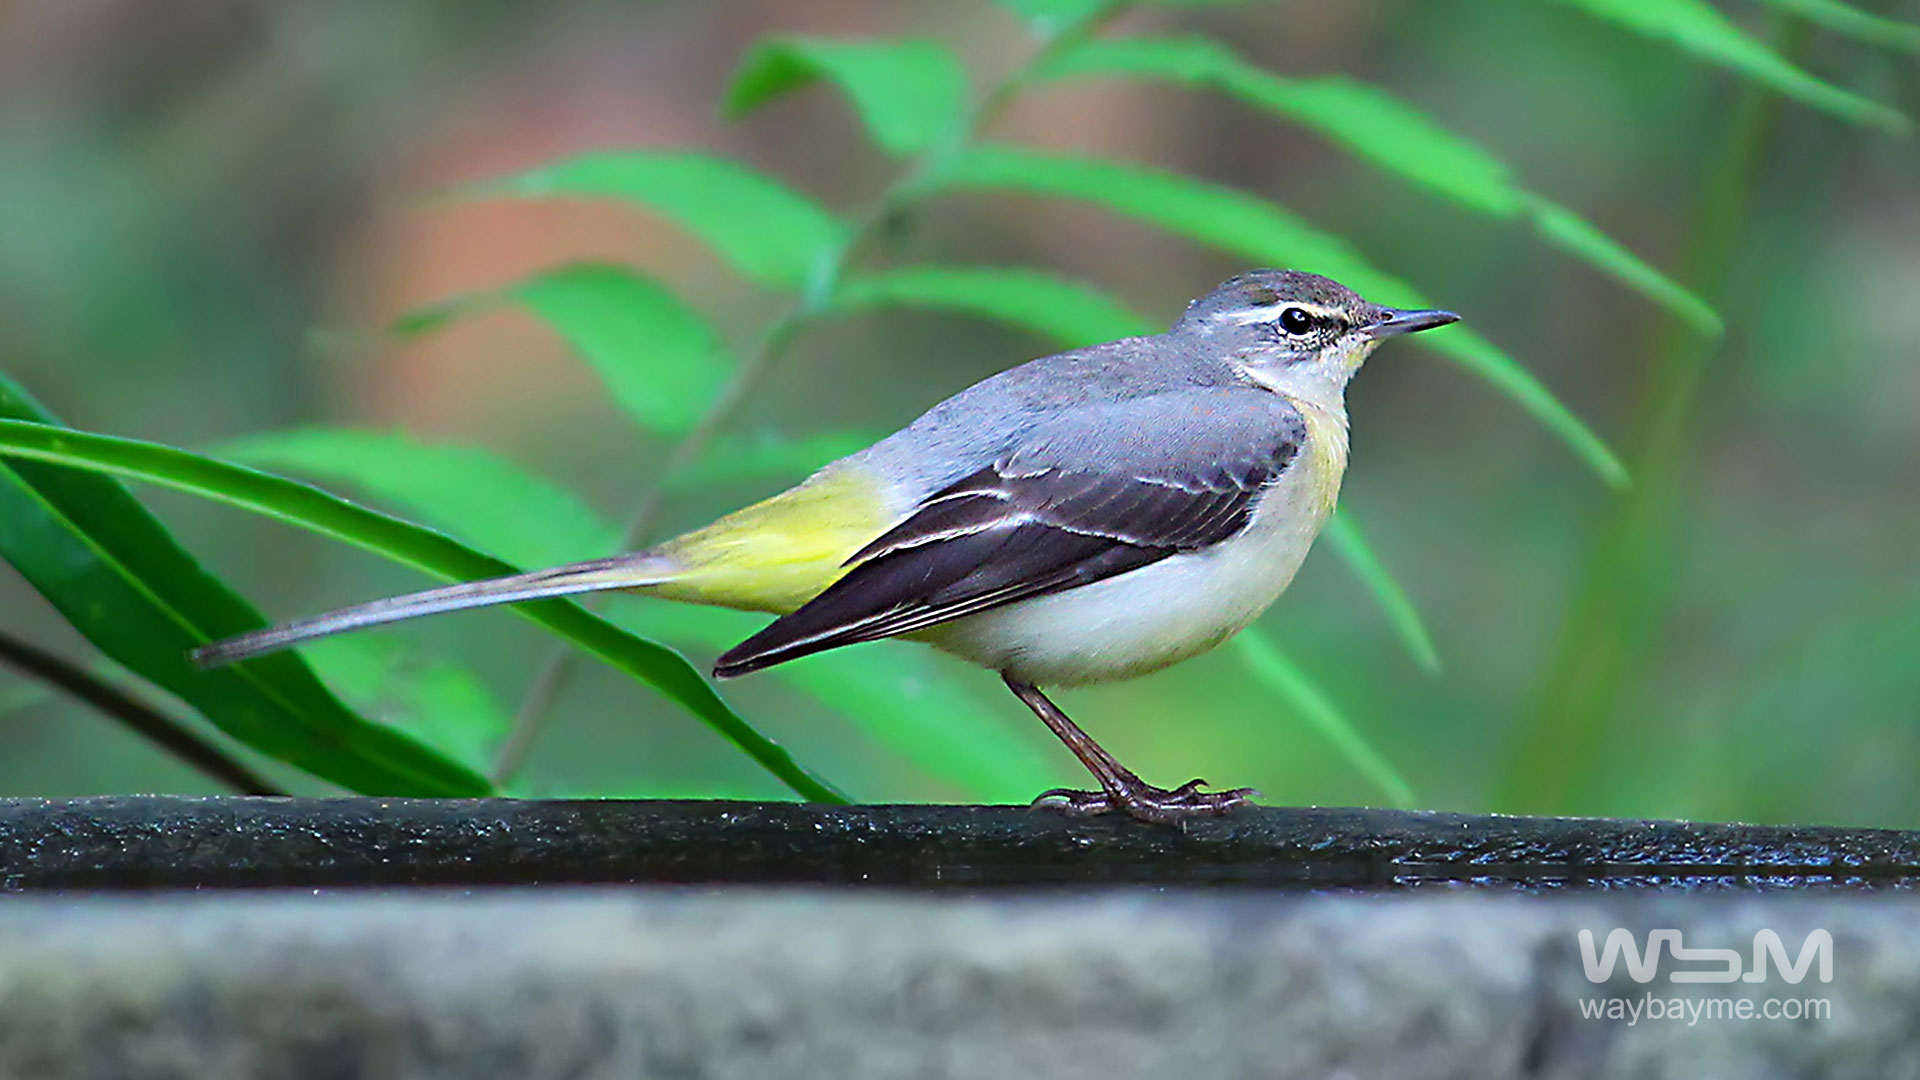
713 391 1308 677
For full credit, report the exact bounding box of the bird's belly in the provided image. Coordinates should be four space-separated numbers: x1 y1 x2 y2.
919 452 1341 687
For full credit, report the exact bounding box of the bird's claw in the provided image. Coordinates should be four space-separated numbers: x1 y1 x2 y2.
1031 778 1259 825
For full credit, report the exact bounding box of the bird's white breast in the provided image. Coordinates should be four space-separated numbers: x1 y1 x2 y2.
921 396 1350 686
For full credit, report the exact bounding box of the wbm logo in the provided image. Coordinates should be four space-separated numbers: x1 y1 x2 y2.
1578 929 1833 984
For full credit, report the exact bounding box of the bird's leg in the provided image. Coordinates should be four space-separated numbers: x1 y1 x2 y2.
1002 675 1256 825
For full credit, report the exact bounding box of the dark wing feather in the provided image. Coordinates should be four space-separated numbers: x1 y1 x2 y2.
713 394 1307 678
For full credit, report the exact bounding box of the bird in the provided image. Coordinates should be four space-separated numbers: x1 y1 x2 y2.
193 269 1458 823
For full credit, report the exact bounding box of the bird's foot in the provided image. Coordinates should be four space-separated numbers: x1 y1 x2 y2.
1031 777 1258 825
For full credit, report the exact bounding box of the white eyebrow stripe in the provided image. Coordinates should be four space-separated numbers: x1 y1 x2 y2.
1218 301 1342 326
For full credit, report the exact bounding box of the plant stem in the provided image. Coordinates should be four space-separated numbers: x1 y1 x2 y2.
0 629 286 796
489 7 1126 785
1495 21 1804 813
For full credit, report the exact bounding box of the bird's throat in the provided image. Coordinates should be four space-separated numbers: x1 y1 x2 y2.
1281 392 1351 515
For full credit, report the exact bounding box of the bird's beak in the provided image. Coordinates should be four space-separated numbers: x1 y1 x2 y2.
1364 308 1460 340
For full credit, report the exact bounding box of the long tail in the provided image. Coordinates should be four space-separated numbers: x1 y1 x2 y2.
191 553 674 668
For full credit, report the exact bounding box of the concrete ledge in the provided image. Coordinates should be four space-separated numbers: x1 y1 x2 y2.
0 890 1905 1079
6 797 1920 891
3 799 1912 1074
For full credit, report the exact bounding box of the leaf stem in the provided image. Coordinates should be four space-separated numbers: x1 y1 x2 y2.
0 628 286 796
490 4 1130 785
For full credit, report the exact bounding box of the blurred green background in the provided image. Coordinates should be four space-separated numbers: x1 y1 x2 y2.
1 0 1915 824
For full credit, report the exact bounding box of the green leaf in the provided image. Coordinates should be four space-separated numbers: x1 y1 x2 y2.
394 264 731 435
725 38 970 155
995 0 1113 34
833 266 1155 348
1524 196 1721 335
511 265 733 434
922 146 1628 486
1557 0 1909 130
1756 0 1920 51
302 636 514 775
216 430 607 775
1042 38 1524 216
0 380 491 796
1233 627 1417 809
1324 511 1441 675
389 293 488 339
223 427 1057 801
1433 327 1629 489
463 153 846 290
0 418 847 804
214 429 620 569
1039 37 1720 335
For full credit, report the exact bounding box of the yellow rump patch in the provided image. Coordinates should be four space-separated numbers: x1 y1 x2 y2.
647 465 894 616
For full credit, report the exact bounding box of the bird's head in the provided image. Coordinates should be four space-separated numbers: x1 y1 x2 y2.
1174 269 1458 397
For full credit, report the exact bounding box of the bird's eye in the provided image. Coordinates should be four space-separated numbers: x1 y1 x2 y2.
1278 307 1314 334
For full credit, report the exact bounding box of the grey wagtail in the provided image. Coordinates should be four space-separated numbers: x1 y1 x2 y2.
195 269 1457 823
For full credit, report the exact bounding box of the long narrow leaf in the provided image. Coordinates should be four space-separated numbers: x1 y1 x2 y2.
725 38 970 155
1524 197 1720 334
1756 0 1920 51
219 430 619 774
394 264 731 435
1558 0 1908 130
995 0 1114 34
509 265 732 434
302 636 514 776
0 382 490 796
215 429 621 567
1041 38 1525 216
833 266 1154 348
0 418 847 804
1324 512 1441 675
1233 627 1418 809
462 153 846 290
920 146 1629 486
1038 36 1720 334
230 428 1059 800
